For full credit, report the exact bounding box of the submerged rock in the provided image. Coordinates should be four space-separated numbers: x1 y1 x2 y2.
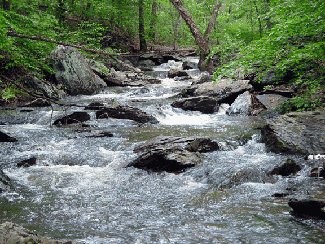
261 111 325 154
0 222 75 244
96 105 158 124
17 157 37 168
288 199 325 220
0 131 17 142
227 91 266 115
129 136 219 173
53 112 91 126
0 170 12 193
51 45 107 95
168 68 189 78
310 167 325 178
172 96 219 114
269 159 302 176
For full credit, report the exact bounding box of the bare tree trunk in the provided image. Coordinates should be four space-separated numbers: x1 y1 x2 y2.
169 0 209 56
139 0 147 51
149 0 158 42
2 0 10 11
169 0 221 72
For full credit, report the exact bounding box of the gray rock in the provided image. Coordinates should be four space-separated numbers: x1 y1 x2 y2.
53 112 91 126
168 68 189 78
256 94 289 111
24 77 66 100
51 45 107 95
96 105 158 124
227 91 266 115
182 79 252 104
261 111 325 154
0 170 12 193
193 72 211 85
105 69 160 87
0 222 75 244
129 136 219 173
89 60 110 78
0 131 17 142
172 96 219 114
182 60 196 70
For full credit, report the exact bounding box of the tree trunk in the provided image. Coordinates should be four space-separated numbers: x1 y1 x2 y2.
2 0 10 11
139 0 147 51
149 0 158 42
169 0 221 73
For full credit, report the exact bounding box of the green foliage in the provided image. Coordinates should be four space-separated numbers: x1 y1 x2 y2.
214 0 325 111
0 85 20 101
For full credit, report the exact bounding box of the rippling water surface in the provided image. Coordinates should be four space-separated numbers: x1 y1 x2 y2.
0 58 324 243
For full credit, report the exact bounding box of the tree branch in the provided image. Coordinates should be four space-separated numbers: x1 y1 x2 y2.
204 1 222 39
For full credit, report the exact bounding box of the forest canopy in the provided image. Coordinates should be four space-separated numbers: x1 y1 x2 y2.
0 0 324 111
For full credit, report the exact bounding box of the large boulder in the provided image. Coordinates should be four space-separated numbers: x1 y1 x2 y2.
288 199 325 220
129 136 219 173
256 94 289 111
172 96 219 114
0 222 75 244
104 69 160 86
51 46 107 95
22 77 66 100
227 91 266 115
53 112 90 126
0 131 17 142
96 105 158 124
0 170 12 193
182 79 252 104
261 111 325 155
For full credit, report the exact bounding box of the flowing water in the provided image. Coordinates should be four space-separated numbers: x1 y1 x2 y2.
0 59 324 243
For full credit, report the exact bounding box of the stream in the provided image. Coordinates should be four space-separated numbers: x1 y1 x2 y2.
0 58 324 243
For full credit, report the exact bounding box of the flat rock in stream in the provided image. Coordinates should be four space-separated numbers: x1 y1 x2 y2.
0 131 17 142
84 102 106 110
261 111 325 155
0 170 12 193
96 105 158 124
0 222 75 244
171 96 219 114
168 68 189 78
104 69 160 87
181 79 252 104
129 136 219 173
51 46 107 95
53 112 91 126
